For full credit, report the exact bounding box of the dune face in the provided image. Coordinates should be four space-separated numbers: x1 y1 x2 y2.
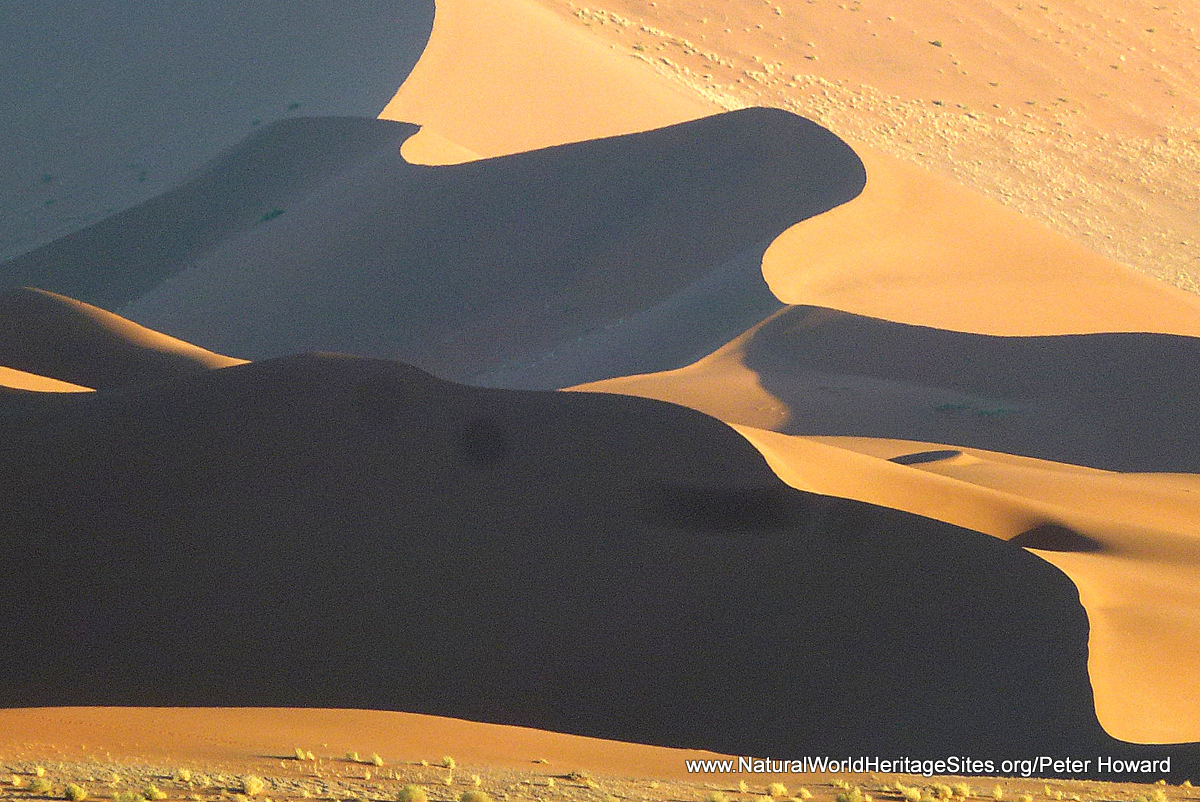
0 287 243 390
379 0 718 162
3 110 864 387
578 304 1200 472
575 303 1200 743
4 0 1200 774
1 349 1192 771
0 0 434 264
0 120 418 314
535 0 1200 293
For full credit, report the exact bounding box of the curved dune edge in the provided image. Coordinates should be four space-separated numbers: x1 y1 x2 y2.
572 318 1200 742
378 0 717 163
0 707 733 782
0 365 92 393
0 288 246 389
732 427 1200 744
761 144 1200 337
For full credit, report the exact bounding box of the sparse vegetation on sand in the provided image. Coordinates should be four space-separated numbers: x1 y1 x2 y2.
458 792 491 802
0 754 1190 802
240 776 266 797
396 786 427 802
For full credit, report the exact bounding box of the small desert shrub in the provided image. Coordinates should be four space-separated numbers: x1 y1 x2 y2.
934 786 954 801
442 756 456 770
1018 795 1034 802
65 785 88 801
738 781 749 794
706 793 729 802
29 778 53 795
114 792 142 802
952 784 972 799
174 771 191 784
240 777 265 798
993 787 1005 802
144 785 167 801
798 789 814 800
769 784 789 798
836 787 869 802
346 752 360 763
396 786 427 802
901 788 923 802
834 780 852 791
370 754 384 767
35 769 47 778
459 793 492 802
1151 792 1169 802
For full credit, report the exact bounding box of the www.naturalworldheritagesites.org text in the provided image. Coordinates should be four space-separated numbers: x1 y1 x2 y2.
685 756 1173 778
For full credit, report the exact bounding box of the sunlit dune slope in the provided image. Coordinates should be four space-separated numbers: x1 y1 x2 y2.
733 430 1200 745
3 110 864 386
0 365 91 394
0 707 739 782
379 0 717 163
536 0 1200 291
762 147 1200 336
576 305 1200 472
2 348 1182 767
0 288 243 390
575 303 1200 743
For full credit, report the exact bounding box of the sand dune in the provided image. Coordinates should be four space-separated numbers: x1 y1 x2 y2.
4 346 1186 767
378 0 716 163
0 365 92 394
760 147 1200 336
3 110 864 385
536 0 1200 292
574 302 1200 742
0 288 243 390
0 0 434 263
726 429 1200 743
4 0 1199 770
0 707 737 782
0 120 417 314
576 304 1200 472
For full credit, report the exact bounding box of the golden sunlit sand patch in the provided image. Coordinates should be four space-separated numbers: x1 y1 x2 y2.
540 0 1200 292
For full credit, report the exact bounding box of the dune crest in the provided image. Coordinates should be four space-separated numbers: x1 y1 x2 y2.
0 365 92 394
378 0 716 162
761 147 1200 337
575 300 1200 742
0 287 244 390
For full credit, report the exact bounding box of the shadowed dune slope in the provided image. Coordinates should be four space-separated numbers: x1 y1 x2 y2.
0 288 243 390
0 0 434 262
3 109 864 386
579 305 1200 473
0 119 417 313
1 351 1193 773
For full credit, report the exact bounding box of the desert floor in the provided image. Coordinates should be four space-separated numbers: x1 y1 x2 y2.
0 709 1192 802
